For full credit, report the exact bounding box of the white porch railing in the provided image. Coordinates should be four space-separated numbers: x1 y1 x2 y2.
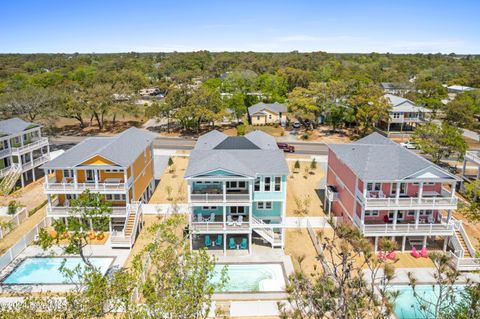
0 208 28 239
448 251 480 271
465 150 480 164
21 154 50 171
360 222 455 236
44 178 129 192
10 137 48 155
46 202 128 217
110 201 142 248
356 189 457 210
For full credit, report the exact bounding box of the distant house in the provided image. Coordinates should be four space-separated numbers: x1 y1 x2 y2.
376 94 431 135
248 102 288 125
447 85 476 94
139 87 162 97
380 82 411 95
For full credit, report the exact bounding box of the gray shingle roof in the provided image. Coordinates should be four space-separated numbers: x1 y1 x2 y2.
185 130 288 178
42 127 154 169
385 94 431 113
329 133 457 181
248 102 287 115
0 118 40 136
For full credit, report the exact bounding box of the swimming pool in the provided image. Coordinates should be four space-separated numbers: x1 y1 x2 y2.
211 263 286 292
2 257 114 285
391 285 465 319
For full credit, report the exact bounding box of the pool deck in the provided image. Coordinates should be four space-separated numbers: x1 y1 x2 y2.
211 244 294 301
363 267 480 285
0 243 130 294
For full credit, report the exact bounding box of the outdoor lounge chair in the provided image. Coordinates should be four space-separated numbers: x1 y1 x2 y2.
236 215 243 226
411 247 421 258
207 213 215 222
197 213 203 222
215 235 222 246
383 215 390 223
229 238 236 249
240 238 247 249
420 246 428 258
377 251 386 261
386 251 397 260
427 216 435 224
379 190 386 198
204 235 212 247
227 215 234 226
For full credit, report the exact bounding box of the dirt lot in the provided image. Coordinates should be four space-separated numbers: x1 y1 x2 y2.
291 125 353 143
285 228 321 274
149 156 188 204
0 177 47 211
286 159 326 217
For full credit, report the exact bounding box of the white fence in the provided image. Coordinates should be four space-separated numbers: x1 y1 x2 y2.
0 208 28 239
0 217 50 271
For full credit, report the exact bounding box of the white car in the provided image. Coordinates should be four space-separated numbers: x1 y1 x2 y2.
400 141 417 149
292 122 301 129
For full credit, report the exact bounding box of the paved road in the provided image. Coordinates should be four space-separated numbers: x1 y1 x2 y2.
49 135 328 155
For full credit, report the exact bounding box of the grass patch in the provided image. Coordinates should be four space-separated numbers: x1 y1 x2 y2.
245 124 284 136
28 199 48 217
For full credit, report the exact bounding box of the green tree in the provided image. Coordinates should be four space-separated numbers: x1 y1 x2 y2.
38 190 112 267
444 90 480 129
0 86 59 121
413 123 467 164
287 87 318 123
226 92 247 122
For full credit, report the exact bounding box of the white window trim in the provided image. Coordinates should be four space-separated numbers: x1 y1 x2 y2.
256 201 273 210
263 177 272 192
365 210 379 217
273 176 282 192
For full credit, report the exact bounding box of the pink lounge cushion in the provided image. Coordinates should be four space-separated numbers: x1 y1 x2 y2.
377 251 386 261
411 247 421 258
386 251 397 260
420 246 428 258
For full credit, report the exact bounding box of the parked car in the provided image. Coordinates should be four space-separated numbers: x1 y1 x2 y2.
292 122 301 129
400 141 417 149
277 143 295 153
303 119 311 128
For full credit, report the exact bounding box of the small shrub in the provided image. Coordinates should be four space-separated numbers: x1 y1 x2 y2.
168 157 174 167
294 160 300 173
301 133 309 140
165 185 173 201
310 158 317 173
7 201 18 215
237 124 246 136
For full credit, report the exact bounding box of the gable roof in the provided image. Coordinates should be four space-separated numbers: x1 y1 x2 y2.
248 102 287 115
0 118 40 137
328 132 458 182
384 94 431 113
43 127 154 169
185 130 288 178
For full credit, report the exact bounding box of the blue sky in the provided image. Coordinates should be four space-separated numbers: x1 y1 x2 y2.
1 0 479 53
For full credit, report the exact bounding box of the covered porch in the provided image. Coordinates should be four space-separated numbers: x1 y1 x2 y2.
370 234 452 253
190 232 252 256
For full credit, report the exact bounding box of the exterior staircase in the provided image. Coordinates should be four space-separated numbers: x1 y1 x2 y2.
110 202 142 248
455 230 472 258
0 164 21 195
251 216 283 248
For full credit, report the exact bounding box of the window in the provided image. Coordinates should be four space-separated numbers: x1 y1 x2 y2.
392 112 401 119
391 183 407 195
367 183 381 191
413 182 435 186
274 176 281 191
86 170 95 181
365 210 379 217
63 170 74 178
257 201 272 210
269 115 272 119
388 211 404 220
257 116 260 120
264 177 271 191
106 169 121 173
407 211 416 216
202 206 217 210
254 178 260 191
230 206 245 214
238 181 246 188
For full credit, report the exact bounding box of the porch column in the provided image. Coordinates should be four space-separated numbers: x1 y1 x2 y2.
222 206 226 230
401 236 406 252
447 209 452 224
187 181 191 201
395 182 401 204
392 210 398 230
20 174 25 188
417 182 424 203
109 220 112 233
443 236 449 251
73 170 78 189
362 183 367 198
360 207 365 226
123 169 128 185
44 169 49 186
89 219 93 231
423 235 427 248
47 194 52 206
94 169 99 188
374 236 378 252
461 158 467 176
248 232 252 256
222 181 226 202
248 180 253 201
477 167 480 180
450 182 456 199
328 202 332 218
414 210 420 229
223 234 226 256
189 233 193 251
32 168 36 181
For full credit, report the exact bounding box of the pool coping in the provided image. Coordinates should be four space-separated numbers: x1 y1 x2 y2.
0 255 116 286
213 261 288 295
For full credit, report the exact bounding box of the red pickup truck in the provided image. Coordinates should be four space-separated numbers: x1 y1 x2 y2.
277 143 295 153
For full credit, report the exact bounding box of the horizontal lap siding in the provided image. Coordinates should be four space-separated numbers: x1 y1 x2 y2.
327 149 357 217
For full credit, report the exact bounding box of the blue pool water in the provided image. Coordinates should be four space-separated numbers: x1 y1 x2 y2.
2 257 113 284
392 285 465 319
211 263 285 292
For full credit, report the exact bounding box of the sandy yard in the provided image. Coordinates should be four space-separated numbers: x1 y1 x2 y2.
293 126 353 143
284 228 322 274
0 177 47 212
0 207 46 255
149 156 188 204
286 159 326 217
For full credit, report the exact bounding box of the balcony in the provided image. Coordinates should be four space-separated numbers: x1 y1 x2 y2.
44 177 130 193
189 214 250 232
356 189 457 210
21 154 50 171
46 202 128 217
190 188 250 203
11 137 49 155
353 214 456 236
465 150 480 165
